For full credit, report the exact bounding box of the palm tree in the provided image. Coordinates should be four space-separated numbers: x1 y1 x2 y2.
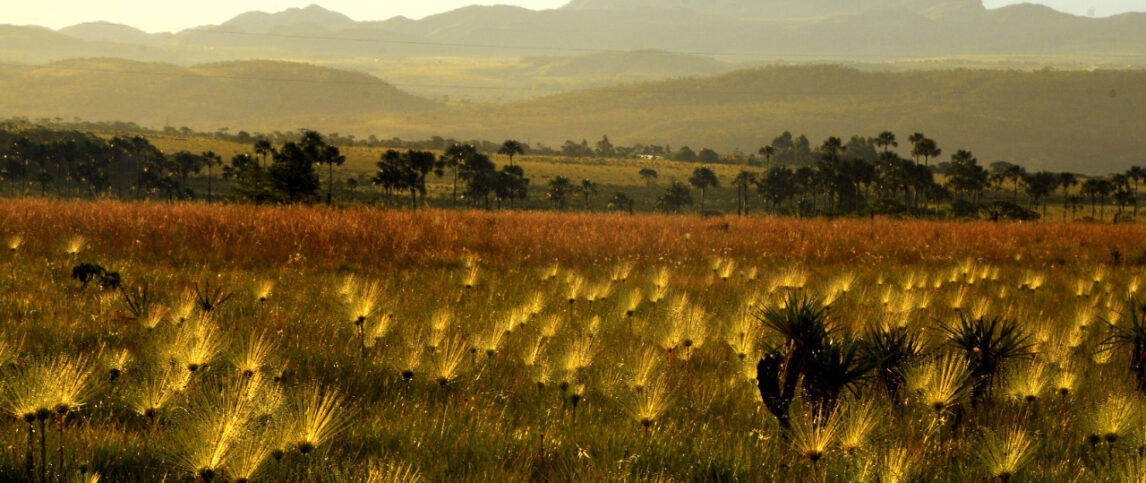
758 145 776 167
578 178 598 211
918 139 941 167
320 145 345 205
874 131 897 154
688 167 719 212
1112 174 1132 219
1058 172 1078 221
1081 177 1114 220
907 133 925 163
498 140 525 167
1066 195 1083 220
1002 164 1026 203
607 192 635 214
253 139 273 169
171 151 203 197
732 170 756 216
547 176 572 210
439 144 476 207
1127 166 1145 216
200 151 222 200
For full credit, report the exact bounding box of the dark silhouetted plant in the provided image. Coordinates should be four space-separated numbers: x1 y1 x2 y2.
804 335 875 408
943 313 1033 403
861 324 923 398
118 284 153 320
193 281 233 313
1099 300 1146 390
755 293 833 429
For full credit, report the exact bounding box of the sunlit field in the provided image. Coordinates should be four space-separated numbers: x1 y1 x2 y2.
4 200 1146 481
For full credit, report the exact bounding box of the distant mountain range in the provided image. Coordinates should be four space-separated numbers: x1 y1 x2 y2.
1 2 1144 174
2 1 1144 65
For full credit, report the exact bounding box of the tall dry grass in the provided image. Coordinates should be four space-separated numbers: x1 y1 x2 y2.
0 199 1139 270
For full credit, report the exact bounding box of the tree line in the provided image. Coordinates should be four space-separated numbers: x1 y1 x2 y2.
625 131 1144 221
1 124 1142 221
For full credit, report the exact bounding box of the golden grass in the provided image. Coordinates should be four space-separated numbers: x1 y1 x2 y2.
1 199 1142 271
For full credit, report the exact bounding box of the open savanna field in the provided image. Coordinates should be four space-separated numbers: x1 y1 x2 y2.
6 200 1146 481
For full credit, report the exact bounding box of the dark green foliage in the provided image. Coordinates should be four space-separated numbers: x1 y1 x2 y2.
860 325 922 397
546 176 573 210
688 167 719 211
374 149 437 208
943 313 1033 403
759 294 831 353
804 335 875 408
1100 300 1146 390
267 132 327 203
71 263 120 290
71 263 104 289
868 198 907 216
754 293 869 427
657 181 694 213
982 201 1040 222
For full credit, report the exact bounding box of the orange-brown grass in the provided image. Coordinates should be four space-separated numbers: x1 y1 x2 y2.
0 199 1138 271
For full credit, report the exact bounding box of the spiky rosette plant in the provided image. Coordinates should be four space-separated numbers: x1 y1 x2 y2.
1099 300 1146 389
233 331 277 379
754 292 832 429
860 322 922 398
943 313 1033 403
803 335 875 410
2 354 97 482
192 280 233 314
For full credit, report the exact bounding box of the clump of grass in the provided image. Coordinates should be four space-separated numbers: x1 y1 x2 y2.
233 331 277 378
789 402 842 465
366 460 424 483
6 234 22 252
288 384 349 456
169 314 224 374
905 353 972 417
254 280 274 303
977 424 1036 482
623 372 674 434
1086 393 1139 448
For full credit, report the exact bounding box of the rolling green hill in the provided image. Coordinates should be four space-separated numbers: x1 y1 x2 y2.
0 59 437 129
406 65 1146 174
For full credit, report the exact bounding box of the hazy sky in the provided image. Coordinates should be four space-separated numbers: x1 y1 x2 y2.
5 0 1142 32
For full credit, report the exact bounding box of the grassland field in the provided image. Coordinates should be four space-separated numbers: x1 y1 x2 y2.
3 200 1146 481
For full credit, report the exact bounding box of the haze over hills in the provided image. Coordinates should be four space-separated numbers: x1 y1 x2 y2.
3 60 1142 174
1 2 1144 174
4 2 1145 65
0 59 436 129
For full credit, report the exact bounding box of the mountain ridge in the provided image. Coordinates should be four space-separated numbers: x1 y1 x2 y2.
0 2 1139 65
